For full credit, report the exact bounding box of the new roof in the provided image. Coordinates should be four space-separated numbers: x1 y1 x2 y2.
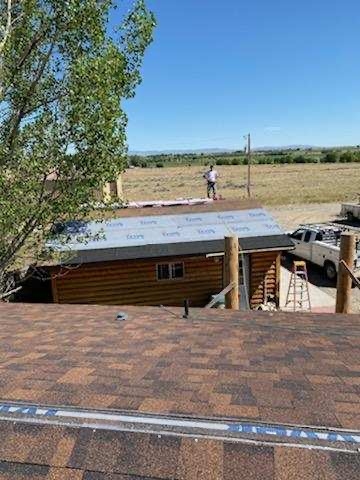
0 420 359 479
47 199 294 263
0 303 359 478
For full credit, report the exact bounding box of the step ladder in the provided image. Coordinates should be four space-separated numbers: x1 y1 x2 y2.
285 261 312 312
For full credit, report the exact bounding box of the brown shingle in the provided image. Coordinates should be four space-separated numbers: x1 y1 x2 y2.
274 448 336 480
0 303 359 428
0 303 360 479
223 443 275 480
176 438 223 480
0 420 360 480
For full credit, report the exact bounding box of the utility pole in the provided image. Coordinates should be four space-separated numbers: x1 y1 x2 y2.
245 133 251 198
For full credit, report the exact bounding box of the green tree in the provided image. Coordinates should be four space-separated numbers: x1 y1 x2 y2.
321 151 338 163
293 155 306 164
339 151 354 163
0 0 155 292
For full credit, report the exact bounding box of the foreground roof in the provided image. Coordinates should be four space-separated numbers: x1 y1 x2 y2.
47 199 293 263
0 303 359 478
0 419 359 479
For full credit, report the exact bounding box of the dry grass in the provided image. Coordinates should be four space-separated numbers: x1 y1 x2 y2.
123 163 360 206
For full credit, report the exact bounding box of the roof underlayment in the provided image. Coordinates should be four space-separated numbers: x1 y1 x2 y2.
47 203 294 263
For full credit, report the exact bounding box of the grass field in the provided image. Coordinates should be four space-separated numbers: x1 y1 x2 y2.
123 163 360 206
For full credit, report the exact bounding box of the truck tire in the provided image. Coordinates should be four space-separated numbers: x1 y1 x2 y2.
324 261 337 281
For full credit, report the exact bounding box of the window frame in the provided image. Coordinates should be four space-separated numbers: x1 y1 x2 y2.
303 231 312 243
291 229 305 241
156 262 185 281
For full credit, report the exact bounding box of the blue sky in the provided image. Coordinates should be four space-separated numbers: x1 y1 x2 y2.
116 0 360 151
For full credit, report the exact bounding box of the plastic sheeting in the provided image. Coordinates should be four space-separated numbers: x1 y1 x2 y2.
49 208 284 252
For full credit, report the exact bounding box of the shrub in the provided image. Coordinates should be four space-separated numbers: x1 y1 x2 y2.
216 158 231 165
339 152 354 163
257 157 273 165
129 157 141 167
293 155 307 163
231 158 242 165
321 152 338 163
156 162 164 168
272 155 292 164
306 156 319 163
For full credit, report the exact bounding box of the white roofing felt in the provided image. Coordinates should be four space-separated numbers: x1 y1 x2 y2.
49 208 284 252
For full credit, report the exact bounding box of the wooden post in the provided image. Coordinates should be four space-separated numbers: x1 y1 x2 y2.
224 236 239 310
102 182 111 203
336 233 356 313
275 253 281 308
102 174 123 203
116 174 123 200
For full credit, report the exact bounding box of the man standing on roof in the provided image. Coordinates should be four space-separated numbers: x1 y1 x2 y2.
203 165 218 200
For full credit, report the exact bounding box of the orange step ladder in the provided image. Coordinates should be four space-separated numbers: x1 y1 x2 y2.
285 261 312 312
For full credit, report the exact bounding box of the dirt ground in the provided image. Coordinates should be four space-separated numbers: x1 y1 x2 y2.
123 163 360 205
267 202 342 230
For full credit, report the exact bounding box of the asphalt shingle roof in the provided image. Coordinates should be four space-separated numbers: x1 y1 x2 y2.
0 303 359 479
0 421 359 479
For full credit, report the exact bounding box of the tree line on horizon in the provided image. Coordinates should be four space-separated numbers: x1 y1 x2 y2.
127 148 360 168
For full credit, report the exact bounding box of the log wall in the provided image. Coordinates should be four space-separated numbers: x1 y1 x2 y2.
52 255 223 307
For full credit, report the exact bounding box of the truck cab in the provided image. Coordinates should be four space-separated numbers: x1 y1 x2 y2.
290 228 320 260
288 226 342 280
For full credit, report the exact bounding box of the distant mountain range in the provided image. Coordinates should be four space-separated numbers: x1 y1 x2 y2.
129 145 321 156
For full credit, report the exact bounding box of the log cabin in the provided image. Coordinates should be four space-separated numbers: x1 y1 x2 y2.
47 199 294 309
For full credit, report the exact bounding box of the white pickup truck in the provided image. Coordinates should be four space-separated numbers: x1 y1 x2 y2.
288 225 360 280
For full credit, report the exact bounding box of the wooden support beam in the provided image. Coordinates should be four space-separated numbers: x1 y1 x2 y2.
224 236 239 310
336 233 356 314
275 253 281 308
339 260 360 290
205 282 236 308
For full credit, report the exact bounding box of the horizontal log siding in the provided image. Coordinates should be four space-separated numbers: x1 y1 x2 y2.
250 251 280 308
52 256 223 307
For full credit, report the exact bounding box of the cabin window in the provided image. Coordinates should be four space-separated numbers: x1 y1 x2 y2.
156 262 185 280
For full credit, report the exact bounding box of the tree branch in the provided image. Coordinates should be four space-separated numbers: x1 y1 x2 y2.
0 286 21 300
16 22 50 70
5 38 56 160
